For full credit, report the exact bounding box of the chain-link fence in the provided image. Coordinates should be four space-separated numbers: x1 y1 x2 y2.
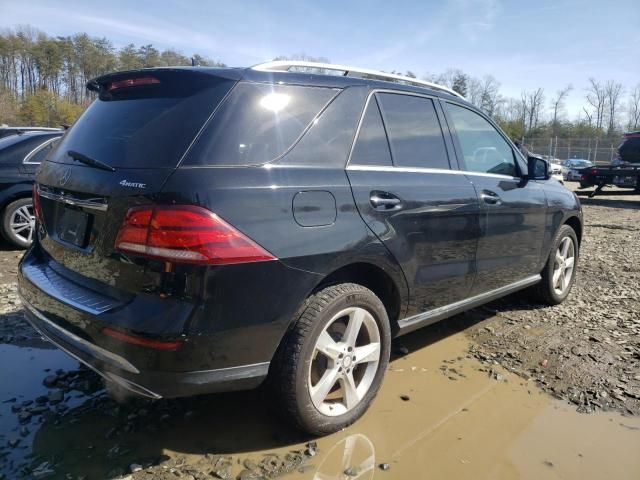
522 137 622 165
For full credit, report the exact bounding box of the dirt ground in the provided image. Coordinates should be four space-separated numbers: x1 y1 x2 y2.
0 185 639 480
468 187 640 415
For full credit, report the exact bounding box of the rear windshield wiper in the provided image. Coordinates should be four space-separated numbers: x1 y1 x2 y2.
67 150 116 172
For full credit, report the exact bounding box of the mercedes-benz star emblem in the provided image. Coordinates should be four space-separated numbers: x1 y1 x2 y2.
59 168 72 186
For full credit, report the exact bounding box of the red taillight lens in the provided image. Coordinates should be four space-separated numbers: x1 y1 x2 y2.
115 205 277 265
107 76 160 92
591 168 598 174
102 327 183 351
33 184 43 224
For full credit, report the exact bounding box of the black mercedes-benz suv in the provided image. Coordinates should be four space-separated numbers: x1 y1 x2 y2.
18 62 583 434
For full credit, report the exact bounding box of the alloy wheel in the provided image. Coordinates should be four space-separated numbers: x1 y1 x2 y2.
308 307 381 417
552 237 575 295
10 204 35 244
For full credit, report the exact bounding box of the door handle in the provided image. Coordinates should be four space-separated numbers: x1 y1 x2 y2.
480 190 502 205
370 191 402 210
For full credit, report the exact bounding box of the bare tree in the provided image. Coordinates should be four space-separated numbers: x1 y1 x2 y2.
604 80 624 134
586 78 607 130
582 107 593 127
628 84 640 130
477 75 501 116
550 84 572 134
522 88 545 132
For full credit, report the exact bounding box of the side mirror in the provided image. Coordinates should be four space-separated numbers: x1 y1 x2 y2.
527 156 550 180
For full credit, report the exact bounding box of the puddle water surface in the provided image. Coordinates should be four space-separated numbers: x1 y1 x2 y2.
2 324 639 479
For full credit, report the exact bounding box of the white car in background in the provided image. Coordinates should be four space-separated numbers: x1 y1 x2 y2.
548 161 564 184
561 159 593 181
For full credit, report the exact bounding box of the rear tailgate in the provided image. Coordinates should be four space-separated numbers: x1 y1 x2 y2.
30 68 238 298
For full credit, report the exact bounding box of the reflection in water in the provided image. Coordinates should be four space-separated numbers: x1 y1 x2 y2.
313 434 375 480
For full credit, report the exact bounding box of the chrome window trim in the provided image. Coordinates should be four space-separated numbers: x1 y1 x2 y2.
346 89 441 169
23 137 59 165
345 164 519 181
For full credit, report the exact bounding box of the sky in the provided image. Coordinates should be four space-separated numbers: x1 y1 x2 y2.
2 0 639 119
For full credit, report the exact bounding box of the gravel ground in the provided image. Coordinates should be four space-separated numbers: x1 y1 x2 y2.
0 186 638 479
468 190 640 415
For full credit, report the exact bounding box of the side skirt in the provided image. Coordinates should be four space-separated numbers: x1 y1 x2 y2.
396 275 541 336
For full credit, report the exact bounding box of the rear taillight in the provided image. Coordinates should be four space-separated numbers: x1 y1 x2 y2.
107 76 160 92
115 205 277 265
33 184 43 224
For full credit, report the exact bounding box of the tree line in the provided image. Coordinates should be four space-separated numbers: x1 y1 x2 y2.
0 26 225 126
1 28 638 146
423 69 639 142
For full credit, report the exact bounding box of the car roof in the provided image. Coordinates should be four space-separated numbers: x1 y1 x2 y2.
89 65 472 106
0 130 63 149
0 126 61 131
240 68 466 102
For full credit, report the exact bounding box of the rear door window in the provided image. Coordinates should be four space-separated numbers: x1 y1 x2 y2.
349 96 392 167
184 82 338 166
376 93 450 169
446 103 518 177
49 72 236 169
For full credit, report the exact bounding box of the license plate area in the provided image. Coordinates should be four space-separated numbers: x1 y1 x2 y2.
55 207 91 248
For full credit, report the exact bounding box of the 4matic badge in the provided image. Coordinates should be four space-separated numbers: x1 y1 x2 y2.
119 180 146 189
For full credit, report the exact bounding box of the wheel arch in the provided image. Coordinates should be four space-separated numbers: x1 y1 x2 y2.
0 184 33 213
564 215 582 246
309 261 406 334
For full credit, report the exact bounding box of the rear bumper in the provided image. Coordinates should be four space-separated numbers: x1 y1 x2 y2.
21 295 269 398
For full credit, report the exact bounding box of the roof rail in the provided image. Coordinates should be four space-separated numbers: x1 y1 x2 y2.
252 60 465 99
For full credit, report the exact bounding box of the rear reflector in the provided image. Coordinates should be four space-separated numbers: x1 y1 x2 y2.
102 327 183 351
115 205 277 265
107 76 160 92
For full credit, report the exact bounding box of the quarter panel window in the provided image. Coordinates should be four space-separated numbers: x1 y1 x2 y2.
447 103 517 177
349 96 392 166
376 93 449 169
26 139 56 164
185 83 338 166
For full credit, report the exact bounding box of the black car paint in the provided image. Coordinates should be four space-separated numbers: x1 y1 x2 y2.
18 67 582 398
0 132 63 217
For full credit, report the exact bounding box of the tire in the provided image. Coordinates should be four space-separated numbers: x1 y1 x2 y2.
530 224 579 305
271 283 391 435
1 198 35 249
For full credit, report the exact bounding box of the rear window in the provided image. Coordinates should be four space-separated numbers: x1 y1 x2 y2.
183 82 338 166
50 72 235 169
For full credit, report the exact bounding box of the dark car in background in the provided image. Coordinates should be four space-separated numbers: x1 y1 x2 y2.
0 126 61 140
18 62 583 435
579 132 640 193
616 131 640 165
0 131 63 248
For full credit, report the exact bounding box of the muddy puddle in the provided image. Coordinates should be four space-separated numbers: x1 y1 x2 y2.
2 318 640 479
